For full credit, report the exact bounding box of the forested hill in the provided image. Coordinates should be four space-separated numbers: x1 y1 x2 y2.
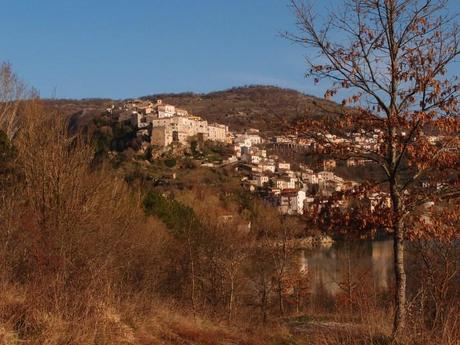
44 85 344 133
141 85 344 132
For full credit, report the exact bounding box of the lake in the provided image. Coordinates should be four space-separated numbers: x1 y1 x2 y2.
293 240 394 297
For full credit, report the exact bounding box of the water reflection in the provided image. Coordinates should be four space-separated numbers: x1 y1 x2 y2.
372 241 393 290
293 240 393 297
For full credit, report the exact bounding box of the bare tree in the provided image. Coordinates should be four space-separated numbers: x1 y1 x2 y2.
286 0 460 338
0 62 26 139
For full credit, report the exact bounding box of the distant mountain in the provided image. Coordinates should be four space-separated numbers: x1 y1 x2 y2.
141 85 344 133
44 85 345 134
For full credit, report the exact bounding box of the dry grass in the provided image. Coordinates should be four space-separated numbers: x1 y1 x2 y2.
1 107 459 345
0 284 294 345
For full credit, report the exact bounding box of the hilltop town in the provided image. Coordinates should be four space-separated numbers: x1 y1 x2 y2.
103 97 432 222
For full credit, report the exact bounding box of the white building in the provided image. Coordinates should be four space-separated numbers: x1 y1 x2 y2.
253 175 269 187
259 162 276 173
235 133 262 146
317 171 335 181
302 173 319 185
279 190 307 215
156 99 177 118
275 178 296 190
148 107 228 147
208 123 229 143
151 116 209 146
131 112 149 129
234 135 253 148
277 162 291 171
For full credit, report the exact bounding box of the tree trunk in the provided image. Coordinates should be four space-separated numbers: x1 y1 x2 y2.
278 226 288 316
393 223 406 337
260 274 268 324
278 277 284 315
346 245 353 315
187 234 197 321
296 286 300 314
391 187 407 339
228 275 234 322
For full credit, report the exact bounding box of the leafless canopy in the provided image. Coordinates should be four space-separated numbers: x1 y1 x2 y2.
287 0 460 116
0 62 26 139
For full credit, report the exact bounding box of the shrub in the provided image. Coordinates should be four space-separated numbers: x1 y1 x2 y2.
164 158 177 168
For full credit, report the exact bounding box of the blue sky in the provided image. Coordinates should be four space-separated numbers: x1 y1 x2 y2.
0 0 312 99
1 0 459 99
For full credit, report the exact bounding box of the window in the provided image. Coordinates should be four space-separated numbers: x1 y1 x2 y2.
172 131 179 142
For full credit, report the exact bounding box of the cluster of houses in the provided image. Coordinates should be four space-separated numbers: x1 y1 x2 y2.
221 132 355 216
270 128 384 153
227 132 392 217
109 99 230 147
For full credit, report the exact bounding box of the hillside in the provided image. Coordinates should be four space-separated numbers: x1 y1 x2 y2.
43 98 114 131
44 85 345 134
141 85 344 133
